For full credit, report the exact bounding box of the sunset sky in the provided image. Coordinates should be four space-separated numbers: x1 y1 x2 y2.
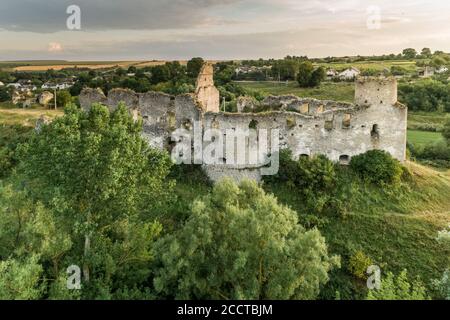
1 0 450 60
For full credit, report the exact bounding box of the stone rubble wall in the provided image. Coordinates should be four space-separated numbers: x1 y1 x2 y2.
79 76 407 183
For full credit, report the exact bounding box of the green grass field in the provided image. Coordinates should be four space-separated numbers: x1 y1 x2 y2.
0 103 63 126
408 112 450 132
236 81 355 102
174 161 450 299
407 130 444 146
316 60 418 73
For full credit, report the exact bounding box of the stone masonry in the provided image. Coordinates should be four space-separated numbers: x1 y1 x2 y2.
79 65 407 182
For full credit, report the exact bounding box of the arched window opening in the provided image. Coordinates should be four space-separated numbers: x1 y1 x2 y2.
371 124 380 140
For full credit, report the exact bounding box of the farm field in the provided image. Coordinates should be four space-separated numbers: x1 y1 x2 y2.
0 59 225 71
407 130 444 146
235 81 355 102
316 60 418 72
0 104 63 126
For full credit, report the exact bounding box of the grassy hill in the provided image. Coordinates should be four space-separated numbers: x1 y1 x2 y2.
173 161 450 299
1 102 448 300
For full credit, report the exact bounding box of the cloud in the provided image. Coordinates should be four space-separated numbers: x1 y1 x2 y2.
48 42 63 52
0 0 242 33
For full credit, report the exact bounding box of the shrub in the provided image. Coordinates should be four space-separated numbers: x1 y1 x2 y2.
433 269 450 300
348 251 373 280
366 270 429 300
264 149 337 215
349 150 403 185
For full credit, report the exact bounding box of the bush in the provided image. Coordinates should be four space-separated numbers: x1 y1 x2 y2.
264 149 337 215
348 251 373 280
350 150 403 185
367 270 429 300
433 269 450 300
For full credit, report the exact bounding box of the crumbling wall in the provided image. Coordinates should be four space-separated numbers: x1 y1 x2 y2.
78 74 407 183
195 63 220 113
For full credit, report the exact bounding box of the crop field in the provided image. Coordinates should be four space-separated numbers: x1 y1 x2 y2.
235 81 355 102
316 60 418 72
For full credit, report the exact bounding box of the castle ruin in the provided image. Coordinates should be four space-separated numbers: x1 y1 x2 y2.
79 64 407 182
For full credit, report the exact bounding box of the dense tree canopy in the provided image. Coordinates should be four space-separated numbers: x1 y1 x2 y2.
0 103 174 299
187 57 205 78
153 179 339 300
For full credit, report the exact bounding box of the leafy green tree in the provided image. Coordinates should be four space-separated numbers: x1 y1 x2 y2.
272 59 299 81
297 62 324 88
421 48 432 58
187 57 205 78
297 61 315 87
127 66 137 74
309 67 326 87
0 86 11 102
402 48 418 59
53 90 72 108
399 80 450 112
431 56 446 68
0 256 45 300
153 178 339 300
165 61 186 83
115 68 126 76
150 65 170 84
16 103 173 298
367 270 429 300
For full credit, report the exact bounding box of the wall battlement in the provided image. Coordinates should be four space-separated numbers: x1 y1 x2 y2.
79 69 407 182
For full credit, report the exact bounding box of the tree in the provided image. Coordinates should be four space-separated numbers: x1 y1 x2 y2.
421 48 432 58
431 56 446 68
115 68 126 76
150 65 170 84
297 62 324 88
297 61 315 87
187 57 205 78
153 178 339 300
272 59 299 81
53 90 72 108
127 66 137 74
367 270 429 300
402 48 418 59
16 103 173 298
309 67 326 87
0 86 11 102
0 256 45 300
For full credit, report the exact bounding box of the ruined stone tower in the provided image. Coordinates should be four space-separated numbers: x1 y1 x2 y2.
79 65 407 183
195 63 220 113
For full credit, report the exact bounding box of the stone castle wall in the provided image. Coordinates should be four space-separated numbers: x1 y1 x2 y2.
79 73 407 182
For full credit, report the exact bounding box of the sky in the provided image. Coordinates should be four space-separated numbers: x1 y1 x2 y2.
0 0 450 60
